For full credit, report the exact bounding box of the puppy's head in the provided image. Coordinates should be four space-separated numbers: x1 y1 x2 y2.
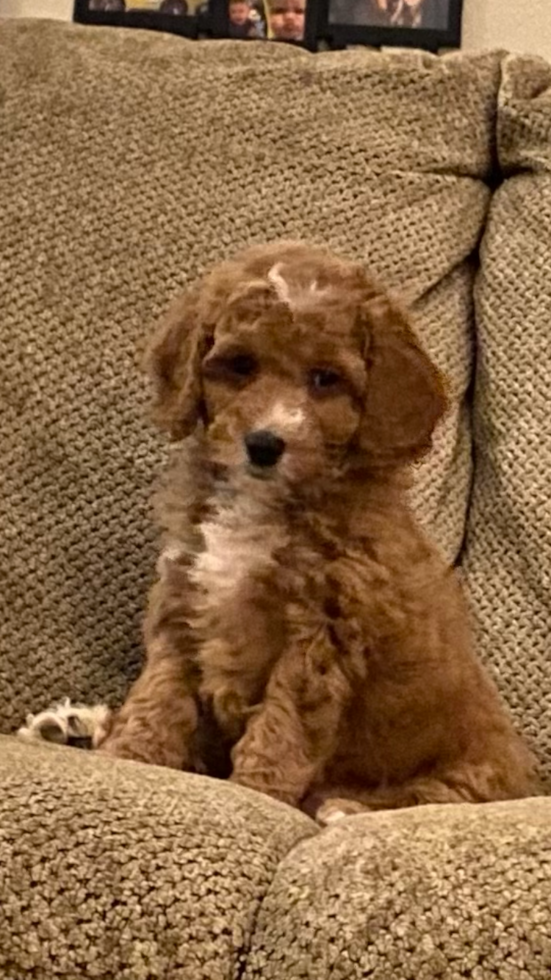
146 242 447 484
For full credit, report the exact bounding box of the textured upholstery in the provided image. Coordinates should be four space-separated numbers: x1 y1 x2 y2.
0 736 315 979
464 54 551 776
244 800 551 979
2 737 550 980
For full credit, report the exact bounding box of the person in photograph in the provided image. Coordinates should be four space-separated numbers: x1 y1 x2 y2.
159 0 188 13
329 0 448 29
88 0 126 9
268 0 305 41
228 0 266 37
378 0 448 29
89 0 126 9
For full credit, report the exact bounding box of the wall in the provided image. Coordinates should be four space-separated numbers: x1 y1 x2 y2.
1 0 73 18
1 0 551 61
462 0 551 61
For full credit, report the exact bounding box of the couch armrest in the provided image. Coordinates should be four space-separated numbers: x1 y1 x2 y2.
245 798 551 978
0 736 315 980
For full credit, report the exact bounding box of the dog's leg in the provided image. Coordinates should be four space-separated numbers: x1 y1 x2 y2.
314 759 534 825
314 782 467 825
99 650 199 768
98 564 203 768
230 626 352 807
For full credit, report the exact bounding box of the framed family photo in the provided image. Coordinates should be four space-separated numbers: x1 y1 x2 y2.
319 0 463 51
74 0 463 49
73 0 210 38
209 0 319 49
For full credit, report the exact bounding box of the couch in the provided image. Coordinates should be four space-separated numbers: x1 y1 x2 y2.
0 18 550 979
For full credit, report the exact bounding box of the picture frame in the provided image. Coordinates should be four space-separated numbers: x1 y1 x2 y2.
73 0 462 50
73 0 211 40
209 0 319 50
317 0 463 52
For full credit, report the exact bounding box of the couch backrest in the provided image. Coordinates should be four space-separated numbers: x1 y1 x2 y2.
0 21 503 739
463 54 551 778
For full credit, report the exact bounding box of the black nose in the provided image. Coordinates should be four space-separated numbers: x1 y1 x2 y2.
244 430 286 468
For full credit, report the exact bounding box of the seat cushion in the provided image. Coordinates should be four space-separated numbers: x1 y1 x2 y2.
463 55 551 780
0 736 315 980
244 799 551 979
0 19 500 724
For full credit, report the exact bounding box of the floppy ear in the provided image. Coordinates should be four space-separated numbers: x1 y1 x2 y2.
144 286 212 440
358 293 448 466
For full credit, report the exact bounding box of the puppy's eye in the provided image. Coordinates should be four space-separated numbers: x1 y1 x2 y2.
309 368 343 394
225 354 257 378
204 353 258 383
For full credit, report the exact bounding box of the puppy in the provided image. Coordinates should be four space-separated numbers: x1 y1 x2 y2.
22 242 538 822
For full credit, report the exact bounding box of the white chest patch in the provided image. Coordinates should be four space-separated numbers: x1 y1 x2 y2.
189 496 286 609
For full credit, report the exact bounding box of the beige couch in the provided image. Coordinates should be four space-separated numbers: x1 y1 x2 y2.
1 18 550 979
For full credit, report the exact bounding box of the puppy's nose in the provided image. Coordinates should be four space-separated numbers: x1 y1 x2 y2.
244 430 286 468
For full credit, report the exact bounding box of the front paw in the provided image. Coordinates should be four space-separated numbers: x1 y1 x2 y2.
315 798 367 826
229 767 300 807
18 700 112 749
99 726 188 769
98 736 159 766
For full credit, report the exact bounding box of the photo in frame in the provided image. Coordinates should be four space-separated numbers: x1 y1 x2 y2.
318 0 463 51
209 0 319 49
73 0 210 39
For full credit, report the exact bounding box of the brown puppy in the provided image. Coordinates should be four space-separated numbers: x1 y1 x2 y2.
98 241 537 822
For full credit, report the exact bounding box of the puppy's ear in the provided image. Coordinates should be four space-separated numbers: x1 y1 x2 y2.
145 287 212 440
357 293 447 466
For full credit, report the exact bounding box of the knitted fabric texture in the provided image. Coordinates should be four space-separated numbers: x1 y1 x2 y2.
464 55 551 778
2 738 548 979
243 799 551 979
0 737 315 979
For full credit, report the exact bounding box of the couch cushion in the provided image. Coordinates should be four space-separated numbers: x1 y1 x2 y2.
0 19 499 725
0 736 315 979
243 800 551 979
463 55 551 780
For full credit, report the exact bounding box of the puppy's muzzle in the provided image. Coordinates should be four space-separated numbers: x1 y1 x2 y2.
244 430 286 469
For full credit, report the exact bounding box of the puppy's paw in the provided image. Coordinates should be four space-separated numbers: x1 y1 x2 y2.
18 699 112 749
211 687 248 740
315 798 367 826
98 738 151 764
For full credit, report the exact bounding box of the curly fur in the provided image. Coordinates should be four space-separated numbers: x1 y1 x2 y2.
99 241 538 820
